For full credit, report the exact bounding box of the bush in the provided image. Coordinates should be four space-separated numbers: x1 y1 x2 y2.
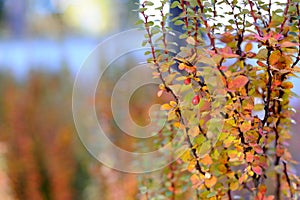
138 0 300 199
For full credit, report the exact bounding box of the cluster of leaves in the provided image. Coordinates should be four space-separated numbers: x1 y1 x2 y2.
138 0 300 199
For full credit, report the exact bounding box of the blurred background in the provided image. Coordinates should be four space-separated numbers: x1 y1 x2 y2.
0 0 142 199
0 0 299 200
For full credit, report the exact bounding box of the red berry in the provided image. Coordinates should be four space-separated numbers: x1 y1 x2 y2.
184 78 191 85
192 95 200 105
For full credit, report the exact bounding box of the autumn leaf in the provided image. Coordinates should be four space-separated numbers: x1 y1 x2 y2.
219 32 235 43
280 41 298 48
228 75 249 90
245 43 253 52
229 181 239 191
246 152 254 163
240 121 251 133
269 50 281 65
220 46 239 58
252 166 262 175
204 175 217 188
201 154 213 165
188 126 200 137
282 81 293 89
190 174 203 188
161 103 172 110
257 61 266 67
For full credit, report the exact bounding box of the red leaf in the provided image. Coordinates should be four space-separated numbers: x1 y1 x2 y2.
257 61 266 67
252 166 262 175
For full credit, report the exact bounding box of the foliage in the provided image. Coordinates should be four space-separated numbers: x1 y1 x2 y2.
138 0 300 199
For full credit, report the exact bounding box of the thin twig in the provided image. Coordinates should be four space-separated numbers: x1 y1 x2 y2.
247 0 263 36
280 0 291 34
292 3 300 68
196 0 217 53
283 161 294 199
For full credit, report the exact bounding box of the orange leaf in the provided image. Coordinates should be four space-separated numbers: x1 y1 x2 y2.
245 43 253 52
246 152 254 162
269 50 281 65
240 121 251 133
228 75 249 90
280 41 298 48
190 174 202 188
201 154 213 165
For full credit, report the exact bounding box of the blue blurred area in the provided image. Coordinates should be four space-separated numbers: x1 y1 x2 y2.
0 37 98 78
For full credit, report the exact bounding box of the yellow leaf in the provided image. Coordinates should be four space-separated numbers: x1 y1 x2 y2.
229 181 240 191
204 175 217 188
217 164 227 174
226 171 235 179
181 150 192 162
228 150 238 160
173 121 181 128
240 121 251 133
187 159 196 171
169 101 177 107
253 104 264 111
282 81 293 89
248 170 254 176
178 63 186 70
242 97 254 110
161 103 172 110
167 110 178 121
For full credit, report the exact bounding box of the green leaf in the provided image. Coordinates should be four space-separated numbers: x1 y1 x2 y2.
144 1 154 6
142 40 148 47
171 1 180 8
147 21 154 26
256 48 268 60
139 7 147 12
198 140 211 157
174 20 185 26
135 19 144 25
